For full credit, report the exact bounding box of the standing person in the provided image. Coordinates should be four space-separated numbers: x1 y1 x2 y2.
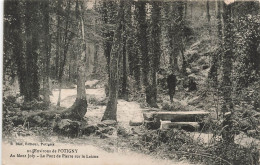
167 73 177 103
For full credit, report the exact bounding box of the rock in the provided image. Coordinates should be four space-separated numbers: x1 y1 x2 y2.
53 119 81 138
81 125 99 136
117 126 128 137
100 133 109 139
100 126 115 135
129 120 143 126
95 130 102 136
97 123 107 127
247 130 257 136
144 117 161 130
32 116 44 125
202 65 209 70
100 120 117 127
143 113 154 121
188 96 200 106
161 122 200 132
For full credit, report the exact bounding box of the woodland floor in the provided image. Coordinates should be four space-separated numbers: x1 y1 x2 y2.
3 80 259 165
3 80 197 165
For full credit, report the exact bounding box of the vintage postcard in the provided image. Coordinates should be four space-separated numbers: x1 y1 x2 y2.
2 0 260 165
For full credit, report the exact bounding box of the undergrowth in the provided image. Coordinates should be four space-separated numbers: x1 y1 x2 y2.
130 129 259 165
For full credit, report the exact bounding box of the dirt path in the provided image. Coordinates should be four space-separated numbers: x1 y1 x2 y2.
50 82 143 130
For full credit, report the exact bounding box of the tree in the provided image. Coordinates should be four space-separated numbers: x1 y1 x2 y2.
42 0 51 105
100 1 117 86
148 1 162 108
136 1 158 107
221 3 234 143
206 0 211 23
6 0 27 98
56 0 74 106
24 0 40 102
102 0 124 121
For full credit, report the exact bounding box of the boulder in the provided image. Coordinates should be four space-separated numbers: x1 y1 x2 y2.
100 126 115 135
144 117 161 130
143 113 154 121
53 119 81 138
99 120 117 127
81 125 99 136
117 126 129 137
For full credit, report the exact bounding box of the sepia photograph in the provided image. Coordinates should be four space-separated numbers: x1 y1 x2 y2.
2 0 260 164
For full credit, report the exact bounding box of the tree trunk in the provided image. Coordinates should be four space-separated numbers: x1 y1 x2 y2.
92 44 99 76
221 3 234 143
209 0 222 87
136 1 155 106
55 0 61 80
121 33 128 100
57 0 72 106
136 2 149 87
24 0 40 102
64 0 88 120
102 0 124 121
148 1 162 108
101 1 116 94
121 4 128 100
42 0 51 105
10 1 27 98
206 0 211 23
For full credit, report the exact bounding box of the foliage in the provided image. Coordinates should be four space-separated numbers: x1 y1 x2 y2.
133 129 259 165
233 14 260 89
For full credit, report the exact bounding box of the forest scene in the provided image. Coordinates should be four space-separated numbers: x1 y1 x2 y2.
2 0 260 164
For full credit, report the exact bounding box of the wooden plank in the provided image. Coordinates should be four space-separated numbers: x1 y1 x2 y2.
153 111 209 122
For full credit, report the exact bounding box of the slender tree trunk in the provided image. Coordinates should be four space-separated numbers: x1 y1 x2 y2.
190 2 193 19
57 1 72 106
55 0 61 80
43 0 51 105
56 0 61 106
92 44 99 76
148 1 162 108
122 32 128 100
206 0 211 23
102 0 124 121
206 0 211 34
209 0 222 87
